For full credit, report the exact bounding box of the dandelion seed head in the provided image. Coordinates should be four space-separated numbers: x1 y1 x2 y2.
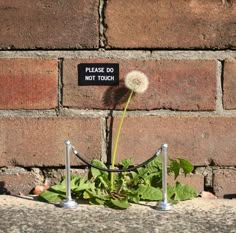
124 71 149 93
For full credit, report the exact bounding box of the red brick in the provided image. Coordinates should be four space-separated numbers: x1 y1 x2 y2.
0 58 58 109
0 117 102 166
0 172 37 195
168 174 204 194
213 169 236 198
0 0 98 49
111 116 236 166
105 0 236 49
223 59 236 109
63 59 216 111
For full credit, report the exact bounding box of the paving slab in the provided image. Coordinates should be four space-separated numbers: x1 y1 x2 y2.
0 195 235 233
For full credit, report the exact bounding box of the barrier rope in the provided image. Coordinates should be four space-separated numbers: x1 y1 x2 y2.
71 146 162 173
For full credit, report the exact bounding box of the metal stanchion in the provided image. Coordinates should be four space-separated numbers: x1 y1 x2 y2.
159 144 172 211
60 140 77 208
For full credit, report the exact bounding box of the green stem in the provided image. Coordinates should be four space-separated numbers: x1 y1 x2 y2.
110 90 134 189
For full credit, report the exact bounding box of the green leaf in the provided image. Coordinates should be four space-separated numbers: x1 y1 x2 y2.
73 180 94 193
137 184 162 201
71 176 83 189
130 171 141 185
173 182 197 201
142 172 161 186
83 188 110 202
60 177 66 186
145 156 162 171
91 167 101 179
91 159 108 178
110 198 129 209
60 175 83 190
123 188 140 203
97 176 109 189
83 190 94 199
38 189 65 203
137 167 146 176
167 185 175 199
169 159 180 179
95 189 110 201
118 158 132 170
179 159 193 176
129 194 140 203
48 184 66 192
131 171 138 179
92 159 108 169
89 197 105 205
150 174 162 188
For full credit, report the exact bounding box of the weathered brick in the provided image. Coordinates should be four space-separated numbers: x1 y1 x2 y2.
0 0 99 49
213 169 236 198
111 116 236 166
0 172 38 195
63 59 216 111
223 59 236 109
105 0 236 49
0 58 58 109
0 117 102 167
105 0 236 48
168 174 204 194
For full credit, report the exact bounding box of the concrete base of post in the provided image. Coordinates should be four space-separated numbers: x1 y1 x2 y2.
60 199 77 209
158 201 172 211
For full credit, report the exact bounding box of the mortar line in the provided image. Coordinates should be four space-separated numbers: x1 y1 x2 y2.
101 117 107 162
216 60 224 114
57 58 64 115
0 110 57 117
0 50 236 60
98 0 107 48
60 108 236 117
1 108 236 118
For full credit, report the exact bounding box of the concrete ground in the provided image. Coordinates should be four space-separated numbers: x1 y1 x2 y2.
0 195 235 233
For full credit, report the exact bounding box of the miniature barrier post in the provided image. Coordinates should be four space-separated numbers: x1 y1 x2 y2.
159 144 172 210
60 140 77 208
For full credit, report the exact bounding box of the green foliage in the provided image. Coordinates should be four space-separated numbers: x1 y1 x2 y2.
38 157 197 209
169 158 193 179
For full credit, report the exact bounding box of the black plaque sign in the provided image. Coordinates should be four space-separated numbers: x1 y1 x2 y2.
78 63 119 86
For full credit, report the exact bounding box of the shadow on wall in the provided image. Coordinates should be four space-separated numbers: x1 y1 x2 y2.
103 81 133 164
103 80 131 108
0 181 10 195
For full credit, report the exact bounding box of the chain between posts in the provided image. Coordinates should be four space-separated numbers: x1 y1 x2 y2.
71 145 162 173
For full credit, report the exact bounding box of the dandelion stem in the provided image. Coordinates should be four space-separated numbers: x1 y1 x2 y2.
110 90 134 189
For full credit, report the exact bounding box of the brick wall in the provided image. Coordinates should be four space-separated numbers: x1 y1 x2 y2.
0 0 236 198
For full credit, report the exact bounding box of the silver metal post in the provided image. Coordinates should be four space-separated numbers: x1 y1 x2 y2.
60 140 77 208
159 143 171 210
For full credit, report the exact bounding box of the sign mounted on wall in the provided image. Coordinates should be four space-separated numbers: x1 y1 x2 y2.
78 63 119 86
